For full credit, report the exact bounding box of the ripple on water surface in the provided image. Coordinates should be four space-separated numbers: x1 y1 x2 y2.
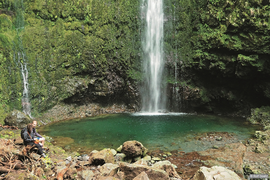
39 113 260 154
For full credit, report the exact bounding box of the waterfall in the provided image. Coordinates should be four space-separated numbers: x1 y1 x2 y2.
172 62 181 112
13 0 32 118
16 52 32 118
141 0 166 113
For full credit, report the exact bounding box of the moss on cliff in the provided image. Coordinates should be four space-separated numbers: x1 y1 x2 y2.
1 0 270 117
165 0 270 114
0 0 141 117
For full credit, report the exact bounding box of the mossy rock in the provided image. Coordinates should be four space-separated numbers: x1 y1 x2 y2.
4 110 31 128
248 106 270 127
254 130 270 142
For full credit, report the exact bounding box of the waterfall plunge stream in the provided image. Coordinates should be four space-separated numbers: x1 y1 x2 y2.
18 52 32 118
14 0 32 118
141 0 165 113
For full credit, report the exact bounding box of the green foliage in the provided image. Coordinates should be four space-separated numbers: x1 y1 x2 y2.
0 14 12 32
199 88 210 103
41 156 53 168
237 54 264 71
0 130 15 139
164 0 195 67
180 0 270 78
208 0 225 5
127 69 143 81
0 0 142 114
0 33 11 48
0 106 8 125
0 0 15 10
0 0 270 115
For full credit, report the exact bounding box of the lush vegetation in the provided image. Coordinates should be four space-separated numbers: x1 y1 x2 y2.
165 0 270 114
0 0 141 121
1 0 270 121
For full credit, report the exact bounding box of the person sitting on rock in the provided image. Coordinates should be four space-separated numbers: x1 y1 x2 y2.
32 120 45 147
23 123 46 158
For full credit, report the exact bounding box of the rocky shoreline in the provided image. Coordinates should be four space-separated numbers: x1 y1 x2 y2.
0 123 270 180
0 131 242 180
1 107 270 179
35 103 136 125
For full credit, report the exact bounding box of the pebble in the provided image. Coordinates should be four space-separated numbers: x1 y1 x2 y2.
152 157 161 161
216 137 223 141
110 149 117 156
66 156 72 162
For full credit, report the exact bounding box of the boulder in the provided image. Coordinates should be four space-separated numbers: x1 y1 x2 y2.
243 150 270 176
134 159 148 166
121 141 148 158
119 162 169 180
142 155 151 162
248 106 270 127
115 153 126 162
4 110 31 128
197 143 246 175
99 163 119 176
117 145 122 152
89 149 115 165
110 149 117 156
152 157 161 161
77 154 90 161
193 166 242 180
255 143 268 153
77 170 95 180
133 171 150 180
98 177 120 180
65 168 77 178
152 160 181 179
255 130 270 142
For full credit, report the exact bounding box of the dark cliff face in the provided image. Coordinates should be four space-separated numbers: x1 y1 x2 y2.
0 0 270 120
165 0 270 116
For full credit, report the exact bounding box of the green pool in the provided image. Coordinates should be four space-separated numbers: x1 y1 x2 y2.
39 113 260 154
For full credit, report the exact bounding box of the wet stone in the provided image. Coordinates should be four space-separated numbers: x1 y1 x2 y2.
216 136 222 141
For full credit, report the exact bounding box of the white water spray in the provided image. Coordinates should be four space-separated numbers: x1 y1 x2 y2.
141 0 165 113
18 52 32 118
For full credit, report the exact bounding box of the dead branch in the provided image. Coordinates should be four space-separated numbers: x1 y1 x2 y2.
0 166 15 173
0 125 18 130
0 160 26 170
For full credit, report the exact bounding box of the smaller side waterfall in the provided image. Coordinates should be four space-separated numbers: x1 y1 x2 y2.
13 0 32 118
17 52 32 118
171 62 182 112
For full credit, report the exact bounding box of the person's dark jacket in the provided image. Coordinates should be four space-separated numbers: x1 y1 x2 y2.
23 130 34 145
22 128 44 155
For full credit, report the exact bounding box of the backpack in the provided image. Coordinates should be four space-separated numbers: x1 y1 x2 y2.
21 127 27 139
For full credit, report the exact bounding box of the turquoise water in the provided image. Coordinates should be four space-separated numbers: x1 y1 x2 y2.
40 113 260 153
